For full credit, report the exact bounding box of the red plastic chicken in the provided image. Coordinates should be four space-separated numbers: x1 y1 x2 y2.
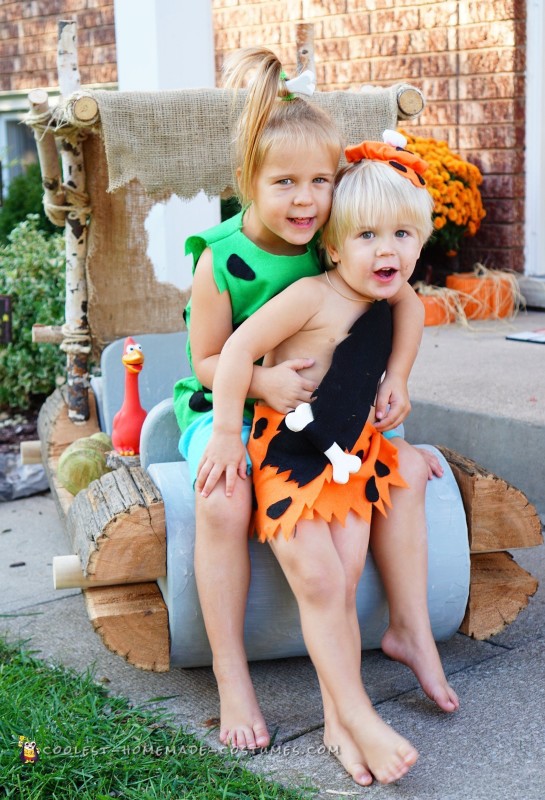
112 337 147 456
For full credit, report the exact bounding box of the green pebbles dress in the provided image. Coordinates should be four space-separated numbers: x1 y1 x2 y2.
173 210 322 434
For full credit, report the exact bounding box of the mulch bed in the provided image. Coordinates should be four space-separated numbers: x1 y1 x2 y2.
0 408 40 455
0 405 49 501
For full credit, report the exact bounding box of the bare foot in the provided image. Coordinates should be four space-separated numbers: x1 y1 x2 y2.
214 664 270 750
381 625 459 713
323 722 373 786
341 701 419 784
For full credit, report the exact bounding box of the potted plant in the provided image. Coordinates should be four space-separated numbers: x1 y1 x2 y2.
399 131 523 324
402 131 487 287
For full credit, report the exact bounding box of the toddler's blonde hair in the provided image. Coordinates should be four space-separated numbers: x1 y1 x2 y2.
321 159 434 266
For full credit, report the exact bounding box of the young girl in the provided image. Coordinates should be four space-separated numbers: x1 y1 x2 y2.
196 137 444 785
173 47 457 771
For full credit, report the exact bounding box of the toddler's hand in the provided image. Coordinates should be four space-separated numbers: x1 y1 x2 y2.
258 358 317 415
196 432 247 498
374 373 410 431
418 447 444 480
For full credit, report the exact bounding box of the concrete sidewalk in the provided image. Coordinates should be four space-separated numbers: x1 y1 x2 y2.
407 308 545 516
1 310 544 798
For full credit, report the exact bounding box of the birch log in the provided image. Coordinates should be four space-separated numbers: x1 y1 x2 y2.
27 88 66 227
296 22 316 75
32 324 64 344
396 85 425 118
57 19 91 422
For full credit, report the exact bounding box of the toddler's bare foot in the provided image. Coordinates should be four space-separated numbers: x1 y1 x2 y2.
214 664 270 750
323 722 373 786
342 702 418 784
381 625 459 713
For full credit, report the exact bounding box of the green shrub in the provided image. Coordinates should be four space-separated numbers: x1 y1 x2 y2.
0 215 65 409
221 194 242 221
0 162 58 244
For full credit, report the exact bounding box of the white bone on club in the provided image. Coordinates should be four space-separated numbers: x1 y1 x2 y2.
285 402 314 431
324 443 362 484
285 402 362 484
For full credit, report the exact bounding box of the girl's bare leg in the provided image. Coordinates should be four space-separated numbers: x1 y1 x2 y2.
370 439 459 712
270 518 418 785
195 478 269 750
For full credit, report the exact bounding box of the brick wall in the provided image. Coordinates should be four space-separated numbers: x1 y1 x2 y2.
0 1 524 273
212 0 526 273
0 0 117 92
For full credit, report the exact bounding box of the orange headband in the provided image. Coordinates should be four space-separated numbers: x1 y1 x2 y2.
345 140 429 189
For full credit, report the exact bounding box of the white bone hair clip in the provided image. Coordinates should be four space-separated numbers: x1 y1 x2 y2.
285 70 316 97
382 129 407 148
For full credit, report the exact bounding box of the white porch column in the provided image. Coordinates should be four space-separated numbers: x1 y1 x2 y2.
524 0 545 278
113 0 220 290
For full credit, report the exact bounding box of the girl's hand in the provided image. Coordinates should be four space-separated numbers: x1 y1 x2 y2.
257 359 317 415
196 432 247 498
418 447 444 480
374 373 411 431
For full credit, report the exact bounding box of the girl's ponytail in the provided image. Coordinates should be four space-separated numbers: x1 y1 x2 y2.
223 47 287 203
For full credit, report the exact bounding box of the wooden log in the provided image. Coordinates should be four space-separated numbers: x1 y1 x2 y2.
58 20 82 96
27 88 66 228
53 554 161 589
20 440 43 465
84 583 170 672
66 465 166 583
57 20 92 423
37 387 101 521
440 447 543 553
72 94 99 123
38 388 100 462
42 426 541 667
295 22 315 74
459 551 539 640
60 91 101 129
397 85 425 118
32 324 64 344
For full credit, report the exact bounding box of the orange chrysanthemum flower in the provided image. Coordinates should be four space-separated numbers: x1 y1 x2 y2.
401 131 486 255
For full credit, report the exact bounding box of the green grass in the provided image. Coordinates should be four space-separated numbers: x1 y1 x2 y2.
0 639 315 800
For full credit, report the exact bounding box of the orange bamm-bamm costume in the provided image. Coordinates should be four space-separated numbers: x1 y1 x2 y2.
247 300 408 542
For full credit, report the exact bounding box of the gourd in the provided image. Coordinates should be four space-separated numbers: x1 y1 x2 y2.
57 433 113 495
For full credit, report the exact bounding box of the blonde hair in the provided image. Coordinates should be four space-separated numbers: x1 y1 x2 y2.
321 159 434 265
223 47 343 205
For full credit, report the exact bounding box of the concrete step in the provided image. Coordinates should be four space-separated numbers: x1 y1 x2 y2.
405 309 545 517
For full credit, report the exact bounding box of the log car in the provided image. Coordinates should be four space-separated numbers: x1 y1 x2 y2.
26 21 543 672
39 334 543 673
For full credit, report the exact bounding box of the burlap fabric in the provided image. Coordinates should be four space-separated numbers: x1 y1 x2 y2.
83 133 189 353
88 85 418 198
78 84 421 350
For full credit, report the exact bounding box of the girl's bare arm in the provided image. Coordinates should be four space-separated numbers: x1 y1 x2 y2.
197 280 320 496
190 248 316 413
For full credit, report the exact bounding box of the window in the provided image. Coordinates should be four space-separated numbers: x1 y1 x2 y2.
1 114 38 200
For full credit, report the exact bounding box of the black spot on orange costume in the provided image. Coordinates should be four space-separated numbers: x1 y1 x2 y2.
248 300 408 541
